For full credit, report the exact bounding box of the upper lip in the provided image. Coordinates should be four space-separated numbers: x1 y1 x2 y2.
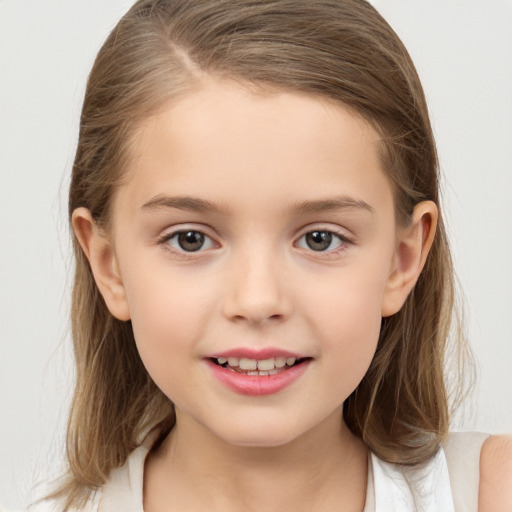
206 347 308 360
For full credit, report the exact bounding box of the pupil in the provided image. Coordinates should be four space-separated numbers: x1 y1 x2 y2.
306 231 332 251
178 231 204 251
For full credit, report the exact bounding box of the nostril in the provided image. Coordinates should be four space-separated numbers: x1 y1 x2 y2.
229 311 287 326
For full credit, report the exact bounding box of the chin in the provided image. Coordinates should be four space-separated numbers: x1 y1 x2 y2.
210 417 307 449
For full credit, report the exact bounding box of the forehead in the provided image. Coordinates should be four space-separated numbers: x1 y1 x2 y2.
116 78 393 220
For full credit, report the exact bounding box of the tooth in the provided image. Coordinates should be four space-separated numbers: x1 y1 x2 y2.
269 369 279 375
247 371 259 376
275 357 286 368
286 357 296 366
227 357 240 367
257 358 275 371
217 357 227 364
239 358 258 370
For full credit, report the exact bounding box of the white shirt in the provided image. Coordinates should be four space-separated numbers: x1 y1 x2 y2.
29 432 488 512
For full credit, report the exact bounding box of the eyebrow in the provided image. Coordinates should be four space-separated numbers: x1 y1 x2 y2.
141 195 233 216
290 196 375 215
141 194 374 216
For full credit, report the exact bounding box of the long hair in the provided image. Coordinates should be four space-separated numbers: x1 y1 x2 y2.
54 0 470 507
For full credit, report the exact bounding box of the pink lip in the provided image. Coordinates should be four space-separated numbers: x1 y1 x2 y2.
205 358 311 396
206 347 306 359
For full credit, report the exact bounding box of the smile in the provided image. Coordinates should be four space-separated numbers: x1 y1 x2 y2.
212 356 301 375
206 351 311 396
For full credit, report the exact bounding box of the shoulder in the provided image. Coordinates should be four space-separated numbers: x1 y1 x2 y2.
25 480 101 512
479 434 512 512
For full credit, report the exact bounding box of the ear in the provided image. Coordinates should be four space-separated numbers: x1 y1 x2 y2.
381 201 438 317
72 207 131 321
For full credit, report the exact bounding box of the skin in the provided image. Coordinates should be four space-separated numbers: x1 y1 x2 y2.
72 78 477 511
479 435 512 511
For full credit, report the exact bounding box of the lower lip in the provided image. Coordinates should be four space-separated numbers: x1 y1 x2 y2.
206 359 310 396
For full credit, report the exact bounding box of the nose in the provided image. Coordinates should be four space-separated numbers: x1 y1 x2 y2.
222 247 292 326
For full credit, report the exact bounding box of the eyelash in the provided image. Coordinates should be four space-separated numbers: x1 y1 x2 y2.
296 230 352 256
157 227 353 257
157 229 217 256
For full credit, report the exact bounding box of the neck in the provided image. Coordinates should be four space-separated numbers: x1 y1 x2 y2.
144 407 368 512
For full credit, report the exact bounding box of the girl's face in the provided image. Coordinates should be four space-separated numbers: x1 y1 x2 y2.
89 79 423 447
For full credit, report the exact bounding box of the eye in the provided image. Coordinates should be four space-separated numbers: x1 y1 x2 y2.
296 230 347 252
164 230 215 252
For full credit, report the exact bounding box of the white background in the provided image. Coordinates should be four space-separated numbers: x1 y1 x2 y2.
1 0 511 508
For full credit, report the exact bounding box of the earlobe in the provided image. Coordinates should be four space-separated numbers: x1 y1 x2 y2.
381 201 438 317
72 207 131 321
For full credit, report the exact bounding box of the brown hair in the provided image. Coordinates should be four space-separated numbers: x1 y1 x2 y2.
54 0 470 507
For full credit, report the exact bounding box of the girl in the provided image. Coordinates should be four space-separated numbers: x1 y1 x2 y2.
34 0 512 510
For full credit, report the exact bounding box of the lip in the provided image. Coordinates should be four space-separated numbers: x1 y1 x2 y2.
205 357 311 396
206 347 307 360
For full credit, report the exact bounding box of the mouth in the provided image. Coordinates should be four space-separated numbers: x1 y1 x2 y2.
205 351 312 396
208 356 310 376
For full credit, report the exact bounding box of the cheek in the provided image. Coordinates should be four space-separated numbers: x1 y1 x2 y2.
303 266 387 388
306 263 387 336
123 268 215 378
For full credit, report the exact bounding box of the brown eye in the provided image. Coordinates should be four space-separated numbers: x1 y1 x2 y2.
305 231 333 251
178 231 205 251
165 230 215 252
297 230 347 252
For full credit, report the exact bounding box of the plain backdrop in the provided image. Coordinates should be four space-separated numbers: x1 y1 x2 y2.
1 0 511 508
